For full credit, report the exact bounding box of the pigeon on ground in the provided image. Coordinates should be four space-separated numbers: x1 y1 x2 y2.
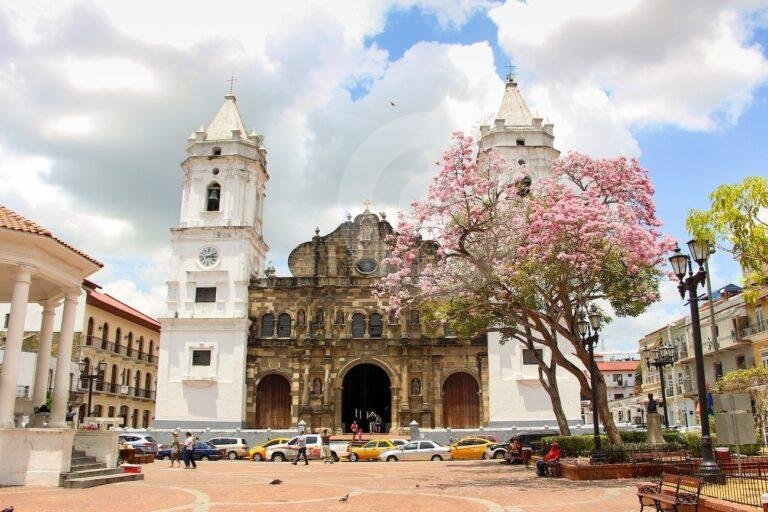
339 494 349 502
415 484 420 488
269 478 283 485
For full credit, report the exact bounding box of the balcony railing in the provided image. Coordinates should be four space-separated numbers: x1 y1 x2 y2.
94 382 156 400
83 336 157 364
741 321 767 338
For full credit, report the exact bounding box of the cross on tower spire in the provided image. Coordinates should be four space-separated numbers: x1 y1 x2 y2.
227 73 238 94
505 60 516 83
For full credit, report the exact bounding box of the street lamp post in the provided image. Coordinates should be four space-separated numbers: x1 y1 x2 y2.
643 341 677 428
78 359 106 418
669 240 720 481
577 307 606 465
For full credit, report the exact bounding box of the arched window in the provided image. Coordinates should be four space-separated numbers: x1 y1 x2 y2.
261 314 275 337
119 405 128 427
132 409 139 428
126 332 133 357
114 327 122 354
369 313 383 338
81 357 91 387
101 323 109 349
144 373 152 398
142 410 150 428
206 182 221 211
351 313 365 338
137 337 144 359
124 368 131 388
277 313 292 337
107 406 115 418
148 340 154 363
93 404 102 417
86 317 94 346
134 371 141 396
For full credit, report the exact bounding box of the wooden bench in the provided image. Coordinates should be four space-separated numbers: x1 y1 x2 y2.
630 451 689 478
637 473 703 512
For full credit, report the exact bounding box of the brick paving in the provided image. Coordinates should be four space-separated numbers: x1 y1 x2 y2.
0 460 641 511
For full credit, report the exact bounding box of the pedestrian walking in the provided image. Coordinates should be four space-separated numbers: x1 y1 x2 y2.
183 431 197 469
367 411 376 433
351 420 359 438
292 432 309 465
170 432 182 468
321 428 334 464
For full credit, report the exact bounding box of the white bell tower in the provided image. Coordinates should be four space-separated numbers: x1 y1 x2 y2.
154 92 269 429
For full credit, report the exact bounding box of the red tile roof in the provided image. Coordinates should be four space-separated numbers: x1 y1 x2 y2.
597 361 640 372
0 204 102 266
86 288 161 332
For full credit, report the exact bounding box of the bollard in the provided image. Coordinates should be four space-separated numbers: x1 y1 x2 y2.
409 420 420 441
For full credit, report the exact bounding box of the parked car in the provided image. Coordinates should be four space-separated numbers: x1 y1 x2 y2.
473 435 500 444
249 437 292 461
450 437 495 460
266 435 349 462
207 437 250 460
378 440 451 462
484 443 508 460
348 439 408 461
119 434 159 454
157 441 223 461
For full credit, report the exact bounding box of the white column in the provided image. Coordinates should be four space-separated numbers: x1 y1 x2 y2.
0 265 35 428
49 290 80 427
31 299 61 408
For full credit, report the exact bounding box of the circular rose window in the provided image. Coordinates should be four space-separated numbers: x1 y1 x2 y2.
355 258 378 274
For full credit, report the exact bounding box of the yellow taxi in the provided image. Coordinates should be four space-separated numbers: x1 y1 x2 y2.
449 437 495 460
249 437 291 461
348 439 407 461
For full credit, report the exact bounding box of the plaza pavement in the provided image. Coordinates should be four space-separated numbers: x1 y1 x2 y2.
0 459 640 512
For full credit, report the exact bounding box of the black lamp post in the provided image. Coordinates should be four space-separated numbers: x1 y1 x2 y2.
642 341 677 428
577 307 606 464
669 240 720 481
79 359 106 418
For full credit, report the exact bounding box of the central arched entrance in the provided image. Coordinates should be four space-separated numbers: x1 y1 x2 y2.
255 374 291 429
342 364 391 433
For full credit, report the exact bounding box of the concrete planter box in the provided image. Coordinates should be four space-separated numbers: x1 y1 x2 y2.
560 459 661 480
0 428 76 486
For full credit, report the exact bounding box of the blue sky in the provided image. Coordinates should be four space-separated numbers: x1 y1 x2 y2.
0 1 766 349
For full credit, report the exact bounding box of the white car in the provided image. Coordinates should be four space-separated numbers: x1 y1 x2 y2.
378 440 451 462
266 434 349 462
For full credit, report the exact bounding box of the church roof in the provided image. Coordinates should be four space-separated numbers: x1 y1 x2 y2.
496 79 534 126
0 204 102 266
206 93 248 141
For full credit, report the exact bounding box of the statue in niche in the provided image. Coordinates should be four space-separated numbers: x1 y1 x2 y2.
335 309 345 325
410 378 421 396
297 309 306 327
336 259 347 276
359 220 374 240
409 309 420 325
312 377 323 396
314 309 325 327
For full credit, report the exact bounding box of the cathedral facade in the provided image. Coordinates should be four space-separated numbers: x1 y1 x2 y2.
155 75 583 432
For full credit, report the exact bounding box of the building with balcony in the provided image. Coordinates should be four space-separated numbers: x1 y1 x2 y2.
78 281 160 428
746 286 768 367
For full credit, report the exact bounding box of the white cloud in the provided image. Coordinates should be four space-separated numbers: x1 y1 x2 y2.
61 57 156 92
489 0 768 156
100 278 166 318
43 115 93 137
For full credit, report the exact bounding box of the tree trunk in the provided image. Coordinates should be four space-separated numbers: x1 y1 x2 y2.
540 366 572 435
594 373 622 445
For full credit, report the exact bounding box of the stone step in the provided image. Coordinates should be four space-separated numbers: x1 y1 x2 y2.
62 472 143 489
70 462 106 472
60 468 123 486
71 456 97 465
72 450 86 458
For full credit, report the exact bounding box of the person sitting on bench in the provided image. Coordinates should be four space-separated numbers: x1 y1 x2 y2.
505 436 523 464
536 441 560 476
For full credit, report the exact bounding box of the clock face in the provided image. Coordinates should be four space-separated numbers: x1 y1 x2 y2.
198 246 219 267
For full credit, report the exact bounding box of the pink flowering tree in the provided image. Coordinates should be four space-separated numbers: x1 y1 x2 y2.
377 132 674 443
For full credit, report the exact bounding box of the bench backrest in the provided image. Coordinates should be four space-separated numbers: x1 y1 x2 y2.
660 472 682 494
677 475 703 496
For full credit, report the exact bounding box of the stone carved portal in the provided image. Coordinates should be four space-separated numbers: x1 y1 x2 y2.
341 364 391 433
255 374 291 428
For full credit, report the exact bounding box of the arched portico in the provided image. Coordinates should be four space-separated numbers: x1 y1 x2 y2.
334 358 399 432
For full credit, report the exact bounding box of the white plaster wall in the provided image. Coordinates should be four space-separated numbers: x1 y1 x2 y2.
154 317 249 428
74 430 119 468
487 331 583 427
0 428 75 486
